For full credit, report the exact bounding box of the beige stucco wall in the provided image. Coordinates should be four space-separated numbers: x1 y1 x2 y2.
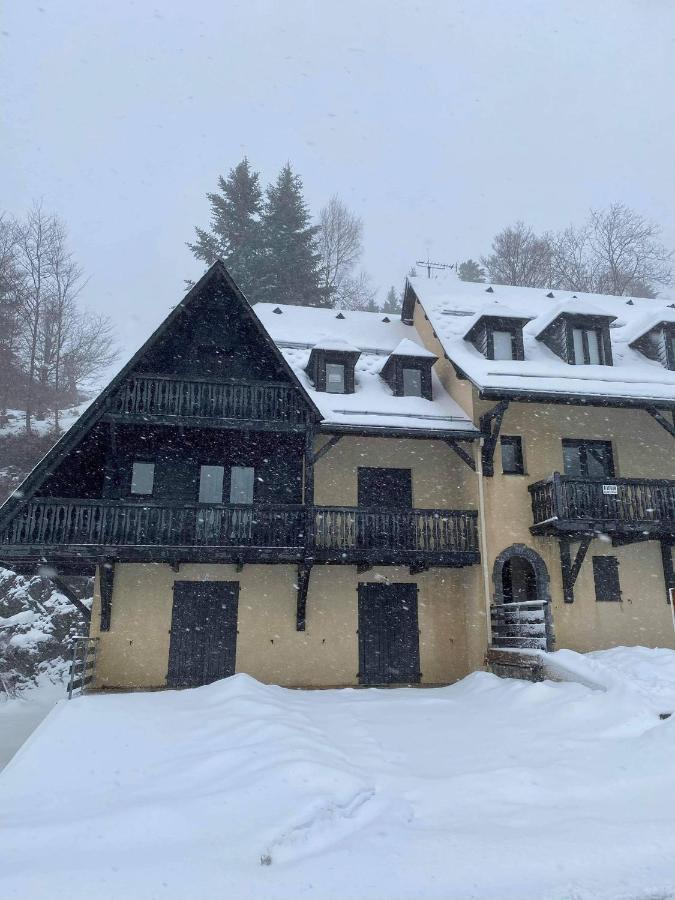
90 562 486 690
475 398 675 652
313 435 477 510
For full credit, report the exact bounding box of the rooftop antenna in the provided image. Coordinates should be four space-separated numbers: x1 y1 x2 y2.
416 255 455 279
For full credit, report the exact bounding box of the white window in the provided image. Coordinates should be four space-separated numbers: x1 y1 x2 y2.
572 327 604 365
130 461 155 495
199 465 224 503
229 466 255 505
402 367 422 397
492 330 514 360
325 362 345 393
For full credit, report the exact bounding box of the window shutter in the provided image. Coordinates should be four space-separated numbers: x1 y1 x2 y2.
592 556 621 602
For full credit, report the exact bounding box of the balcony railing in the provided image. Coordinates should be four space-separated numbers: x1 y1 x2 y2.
312 506 479 555
108 375 312 426
529 472 675 534
0 499 479 559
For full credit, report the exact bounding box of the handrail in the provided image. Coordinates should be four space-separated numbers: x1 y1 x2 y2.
530 472 675 528
0 499 480 555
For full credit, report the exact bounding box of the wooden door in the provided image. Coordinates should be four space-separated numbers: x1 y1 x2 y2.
167 581 239 688
358 583 420 685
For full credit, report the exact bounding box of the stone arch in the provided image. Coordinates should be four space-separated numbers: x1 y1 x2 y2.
492 543 551 606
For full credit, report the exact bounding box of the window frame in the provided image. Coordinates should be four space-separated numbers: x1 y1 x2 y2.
198 464 225 504
401 366 423 397
229 465 255 505
561 439 615 478
325 361 346 394
500 435 525 475
571 325 605 365
489 328 517 361
592 556 622 602
130 460 155 496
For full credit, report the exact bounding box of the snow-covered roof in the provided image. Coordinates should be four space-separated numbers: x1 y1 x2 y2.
254 303 476 434
408 274 675 405
389 338 437 359
310 337 360 353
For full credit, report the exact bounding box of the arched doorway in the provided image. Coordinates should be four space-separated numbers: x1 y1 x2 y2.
492 544 554 650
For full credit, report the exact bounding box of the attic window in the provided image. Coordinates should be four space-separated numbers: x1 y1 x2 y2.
402 367 422 397
464 315 529 362
536 311 615 367
305 343 360 394
571 326 605 365
325 362 345 393
629 321 675 370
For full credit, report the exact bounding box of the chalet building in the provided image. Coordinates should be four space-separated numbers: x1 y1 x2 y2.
404 275 675 673
0 261 673 690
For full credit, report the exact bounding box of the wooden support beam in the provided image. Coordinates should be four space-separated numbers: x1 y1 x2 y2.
445 440 476 472
479 399 509 477
646 406 675 439
304 429 315 505
311 434 343 465
661 540 674 605
99 560 115 632
296 563 312 631
560 535 592 603
356 562 372 574
45 573 91 622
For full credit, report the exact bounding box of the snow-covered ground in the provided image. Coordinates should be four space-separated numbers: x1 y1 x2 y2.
0 667 68 770
2 649 675 900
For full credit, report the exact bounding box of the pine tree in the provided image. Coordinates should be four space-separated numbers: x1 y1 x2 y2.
188 158 266 302
381 286 401 314
259 163 328 307
458 259 486 283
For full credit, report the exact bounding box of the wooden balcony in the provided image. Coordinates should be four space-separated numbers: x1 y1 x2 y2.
106 374 312 429
529 473 675 538
0 499 480 567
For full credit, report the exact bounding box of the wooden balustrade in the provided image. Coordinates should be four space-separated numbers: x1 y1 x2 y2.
108 374 311 425
529 473 675 533
0 499 479 558
312 506 479 555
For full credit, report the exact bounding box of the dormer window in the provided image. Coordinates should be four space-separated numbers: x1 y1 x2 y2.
629 319 675 371
402 367 422 397
536 309 615 367
381 339 437 400
492 330 517 361
464 313 530 362
571 325 605 365
305 340 360 394
325 362 345 393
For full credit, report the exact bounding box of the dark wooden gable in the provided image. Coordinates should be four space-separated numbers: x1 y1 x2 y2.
0 262 320 532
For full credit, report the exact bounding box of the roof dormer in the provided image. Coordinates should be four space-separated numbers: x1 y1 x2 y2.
628 314 675 371
306 338 361 394
535 304 616 366
380 339 437 400
463 311 531 361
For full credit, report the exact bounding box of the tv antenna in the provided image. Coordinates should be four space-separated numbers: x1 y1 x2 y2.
416 256 455 279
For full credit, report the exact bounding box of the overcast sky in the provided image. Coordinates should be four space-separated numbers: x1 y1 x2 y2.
2 0 674 360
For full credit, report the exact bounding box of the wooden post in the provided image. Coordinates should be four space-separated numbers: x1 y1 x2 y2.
661 540 674 605
99 560 115 632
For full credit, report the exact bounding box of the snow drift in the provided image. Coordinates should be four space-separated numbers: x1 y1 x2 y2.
1 663 675 900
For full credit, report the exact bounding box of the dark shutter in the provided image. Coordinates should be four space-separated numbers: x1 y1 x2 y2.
500 436 524 475
592 556 621 602
357 467 413 508
358 583 420 685
167 581 239 687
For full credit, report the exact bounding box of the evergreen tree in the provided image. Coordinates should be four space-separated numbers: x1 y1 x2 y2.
458 258 486 283
188 158 266 302
259 163 328 307
381 286 401 314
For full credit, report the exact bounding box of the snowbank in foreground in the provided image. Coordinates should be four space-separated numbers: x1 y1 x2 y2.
1 667 675 900
544 645 675 713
